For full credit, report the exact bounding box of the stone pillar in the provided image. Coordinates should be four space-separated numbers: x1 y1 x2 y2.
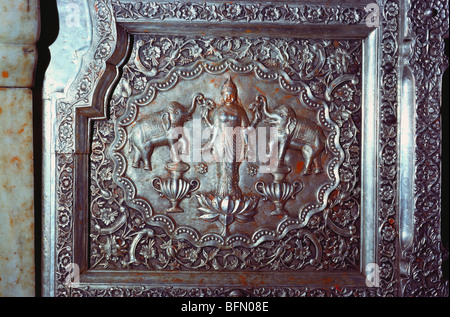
0 0 39 296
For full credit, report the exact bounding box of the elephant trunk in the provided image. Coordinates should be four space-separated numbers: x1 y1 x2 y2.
261 100 277 120
187 93 203 118
261 101 280 128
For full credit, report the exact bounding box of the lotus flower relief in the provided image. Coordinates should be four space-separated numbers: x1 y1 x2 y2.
196 194 259 236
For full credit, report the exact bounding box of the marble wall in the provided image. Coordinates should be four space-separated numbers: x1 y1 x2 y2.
0 0 39 296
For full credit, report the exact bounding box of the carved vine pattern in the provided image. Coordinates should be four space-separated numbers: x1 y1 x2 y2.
403 0 449 297
68 285 379 297
376 0 401 296
112 1 369 25
54 0 117 297
55 153 76 297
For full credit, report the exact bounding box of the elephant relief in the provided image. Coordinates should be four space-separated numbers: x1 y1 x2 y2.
128 93 204 170
253 96 327 175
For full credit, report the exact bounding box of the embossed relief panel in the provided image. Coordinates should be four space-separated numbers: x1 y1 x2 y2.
43 0 449 297
89 35 362 272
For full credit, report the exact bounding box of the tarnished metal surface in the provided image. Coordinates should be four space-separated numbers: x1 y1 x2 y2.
42 0 449 297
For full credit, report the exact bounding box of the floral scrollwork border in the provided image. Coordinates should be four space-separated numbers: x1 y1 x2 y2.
53 0 119 297
376 0 401 296
404 0 449 297
112 1 369 25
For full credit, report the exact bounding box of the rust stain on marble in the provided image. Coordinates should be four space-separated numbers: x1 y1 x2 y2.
0 44 36 87
0 88 35 296
10 156 22 164
22 47 34 57
0 0 39 45
0 0 38 296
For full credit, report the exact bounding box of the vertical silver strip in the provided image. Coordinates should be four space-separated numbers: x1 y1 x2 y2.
397 0 415 257
361 29 380 276
41 95 56 297
398 67 415 252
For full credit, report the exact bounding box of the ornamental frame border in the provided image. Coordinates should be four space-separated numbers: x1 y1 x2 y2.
41 0 449 297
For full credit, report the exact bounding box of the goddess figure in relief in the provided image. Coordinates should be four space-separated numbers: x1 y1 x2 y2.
201 77 259 198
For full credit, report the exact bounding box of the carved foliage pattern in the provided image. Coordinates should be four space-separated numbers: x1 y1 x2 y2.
55 153 75 297
112 0 369 25
69 285 378 297
54 0 117 297
377 0 401 296
404 0 449 297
